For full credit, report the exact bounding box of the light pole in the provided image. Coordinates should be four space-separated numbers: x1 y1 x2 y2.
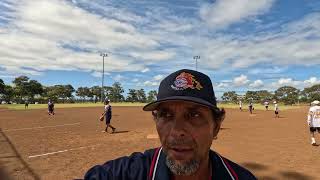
100 53 108 102
193 55 200 71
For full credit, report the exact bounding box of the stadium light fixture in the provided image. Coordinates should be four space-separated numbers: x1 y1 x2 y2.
193 55 200 71
100 53 108 102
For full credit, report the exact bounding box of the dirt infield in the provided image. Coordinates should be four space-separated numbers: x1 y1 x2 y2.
0 106 319 180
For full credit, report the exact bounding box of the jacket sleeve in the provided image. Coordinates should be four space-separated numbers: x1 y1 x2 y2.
226 159 257 180
84 151 153 180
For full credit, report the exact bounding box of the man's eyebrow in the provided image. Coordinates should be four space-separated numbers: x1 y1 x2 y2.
186 106 202 111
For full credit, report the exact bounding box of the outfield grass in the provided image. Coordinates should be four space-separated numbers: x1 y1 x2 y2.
0 102 147 110
217 103 302 110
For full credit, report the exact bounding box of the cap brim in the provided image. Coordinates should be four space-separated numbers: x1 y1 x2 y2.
143 96 217 111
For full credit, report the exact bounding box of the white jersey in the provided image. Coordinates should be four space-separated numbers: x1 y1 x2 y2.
307 105 320 127
274 104 279 111
239 101 242 107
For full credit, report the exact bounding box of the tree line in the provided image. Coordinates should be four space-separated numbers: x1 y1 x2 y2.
1 76 319 105
0 76 157 104
221 85 320 105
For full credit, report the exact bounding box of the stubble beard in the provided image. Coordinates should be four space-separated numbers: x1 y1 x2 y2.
165 155 200 176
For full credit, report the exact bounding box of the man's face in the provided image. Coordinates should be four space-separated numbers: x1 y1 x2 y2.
154 101 221 175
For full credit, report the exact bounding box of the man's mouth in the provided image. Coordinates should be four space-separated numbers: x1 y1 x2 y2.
171 147 193 152
169 147 194 159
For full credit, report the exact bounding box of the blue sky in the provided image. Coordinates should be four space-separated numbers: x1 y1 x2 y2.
0 0 320 98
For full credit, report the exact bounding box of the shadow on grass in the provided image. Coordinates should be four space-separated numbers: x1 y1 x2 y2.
241 162 316 180
273 116 286 119
241 162 268 171
279 171 315 180
112 130 129 134
0 128 40 180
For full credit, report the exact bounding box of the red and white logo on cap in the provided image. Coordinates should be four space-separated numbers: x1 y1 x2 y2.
171 72 203 91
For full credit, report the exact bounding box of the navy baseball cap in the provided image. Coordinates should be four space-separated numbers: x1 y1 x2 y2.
143 69 218 111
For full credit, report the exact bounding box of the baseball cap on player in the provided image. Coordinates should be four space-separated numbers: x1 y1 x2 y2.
143 69 218 111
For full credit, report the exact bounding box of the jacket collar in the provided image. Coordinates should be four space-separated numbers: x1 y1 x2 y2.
151 148 236 180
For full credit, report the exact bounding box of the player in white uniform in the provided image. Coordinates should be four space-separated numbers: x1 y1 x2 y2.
239 100 243 111
264 101 269 111
307 100 320 146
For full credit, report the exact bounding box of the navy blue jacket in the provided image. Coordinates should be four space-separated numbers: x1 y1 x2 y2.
84 147 256 180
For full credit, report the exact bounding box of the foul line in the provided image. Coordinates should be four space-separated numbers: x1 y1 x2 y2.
3 123 81 132
28 144 101 158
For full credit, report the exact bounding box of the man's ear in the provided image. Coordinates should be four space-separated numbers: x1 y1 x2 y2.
212 121 222 139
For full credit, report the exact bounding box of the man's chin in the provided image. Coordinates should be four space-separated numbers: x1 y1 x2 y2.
168 157 190 166
165 156 200 176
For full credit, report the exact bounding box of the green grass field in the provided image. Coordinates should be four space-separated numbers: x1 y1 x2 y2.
1 102 304 110
217 103 303 110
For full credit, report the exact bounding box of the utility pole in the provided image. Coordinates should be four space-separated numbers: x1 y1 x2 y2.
100 53 108 102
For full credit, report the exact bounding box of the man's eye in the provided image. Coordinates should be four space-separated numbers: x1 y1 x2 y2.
157 111 173 119
189 111 200 118
159 111 173 118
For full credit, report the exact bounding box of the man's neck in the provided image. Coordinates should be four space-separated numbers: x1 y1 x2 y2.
172 157 211 180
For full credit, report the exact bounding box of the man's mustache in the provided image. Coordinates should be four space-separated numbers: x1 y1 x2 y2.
166 138 196 147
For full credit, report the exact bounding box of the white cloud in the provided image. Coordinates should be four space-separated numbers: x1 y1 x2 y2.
217 76 320 91
128 50 175 61
153 75 164 81
200 0 275 29
304 77 320 87
113 74 125 82
220 80 232 83
0 0 163 77
217 82 229 88
249 80 264 88
141 68 150 73
248 66 287 75
143 80 159 86
197 13 320 69
1 0 320 84
136 75 163 87
268 77 319 90
132 78 139 82
233 74 250 87
270 78 302 89
278 78 295 85
91 71 110 78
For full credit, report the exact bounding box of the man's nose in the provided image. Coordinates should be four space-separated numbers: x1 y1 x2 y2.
170 115 187 137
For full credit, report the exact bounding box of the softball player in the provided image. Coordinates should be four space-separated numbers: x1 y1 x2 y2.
274 101 279 118
25 100 29 109
101 99 116 133
48 99 55 115
248 102 254 114
264 101 269 111
307 100 320 146
239 100 243 111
